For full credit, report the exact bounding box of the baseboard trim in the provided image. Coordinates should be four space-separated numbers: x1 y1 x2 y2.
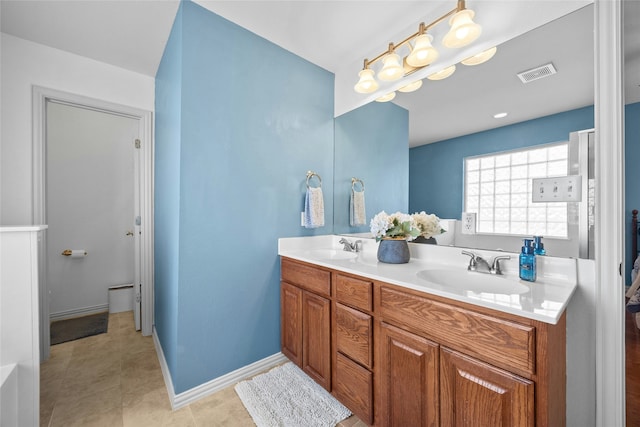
50 304 109 321
152 327 177 406
152 327 287 410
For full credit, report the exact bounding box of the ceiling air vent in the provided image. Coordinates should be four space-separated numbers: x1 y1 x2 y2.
517 63 557 84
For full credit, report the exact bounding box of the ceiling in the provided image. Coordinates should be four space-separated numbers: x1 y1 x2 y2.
1 0 637 147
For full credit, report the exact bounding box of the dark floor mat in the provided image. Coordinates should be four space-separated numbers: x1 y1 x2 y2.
50 312 109 345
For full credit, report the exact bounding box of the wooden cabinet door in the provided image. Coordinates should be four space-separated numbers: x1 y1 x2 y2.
378 322 439 427
333 352 373 424
440 348 534 427
302 290 331 390
281 282 302 366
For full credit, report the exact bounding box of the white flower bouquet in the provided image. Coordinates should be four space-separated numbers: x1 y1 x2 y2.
412 211 445 240
370 211 444 242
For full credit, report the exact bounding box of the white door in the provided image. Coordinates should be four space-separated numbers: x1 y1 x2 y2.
46 100 141 329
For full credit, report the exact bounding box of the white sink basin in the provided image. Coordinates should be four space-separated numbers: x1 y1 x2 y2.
303 249 358 261
416 269 530 295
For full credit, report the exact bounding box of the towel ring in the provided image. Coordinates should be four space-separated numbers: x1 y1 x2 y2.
306 171 322 189
352 177 365 192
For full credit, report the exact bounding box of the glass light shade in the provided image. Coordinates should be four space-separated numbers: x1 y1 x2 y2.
354 69 379 93
443 9 482 48
375 92 396 102
406 34 439 67
427 65 456 81
461 46 497 66
378 53 404 81
398 80 423 93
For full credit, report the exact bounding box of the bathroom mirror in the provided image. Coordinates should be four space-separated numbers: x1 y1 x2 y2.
333 4 598 259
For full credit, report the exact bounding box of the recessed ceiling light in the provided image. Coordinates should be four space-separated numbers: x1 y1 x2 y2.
493 112 508 119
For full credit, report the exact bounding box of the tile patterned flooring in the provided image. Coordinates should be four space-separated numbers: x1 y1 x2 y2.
40 311 365 427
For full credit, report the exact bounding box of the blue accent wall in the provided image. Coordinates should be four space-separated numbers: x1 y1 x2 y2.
409 106 595 219
625 102 640 284
334 102 409 234
154 4 183 381
155 1 334 393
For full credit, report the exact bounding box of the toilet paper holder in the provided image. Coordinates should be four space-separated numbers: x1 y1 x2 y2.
61 249 87 256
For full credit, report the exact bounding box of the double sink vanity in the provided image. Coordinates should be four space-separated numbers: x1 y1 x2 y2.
278 235 577 426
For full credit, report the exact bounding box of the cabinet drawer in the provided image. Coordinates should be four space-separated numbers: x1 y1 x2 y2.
335 274 372 312
333 353 373 425
379 285 536 375
336 303 372 369
281 258 331 297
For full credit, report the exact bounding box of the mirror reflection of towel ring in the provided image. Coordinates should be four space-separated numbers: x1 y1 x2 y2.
352 177 365 191
306 171 322 189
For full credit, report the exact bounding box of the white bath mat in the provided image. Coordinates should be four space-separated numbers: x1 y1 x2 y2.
234 362 351 427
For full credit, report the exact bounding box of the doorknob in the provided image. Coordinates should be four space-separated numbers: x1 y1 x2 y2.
126 231 134 236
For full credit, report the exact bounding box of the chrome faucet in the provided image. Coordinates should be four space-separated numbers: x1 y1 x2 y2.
462 250 511 275
491 255 511 275
339 237 362 252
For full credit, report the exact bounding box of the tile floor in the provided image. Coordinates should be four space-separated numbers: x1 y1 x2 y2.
40 311 365 427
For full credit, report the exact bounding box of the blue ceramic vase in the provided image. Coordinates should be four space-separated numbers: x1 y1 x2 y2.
377 238 410 264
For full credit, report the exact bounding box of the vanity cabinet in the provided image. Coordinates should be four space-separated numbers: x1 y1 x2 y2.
280 257 566 426
332 273 375 424
280 259 332 390
375 283 564 427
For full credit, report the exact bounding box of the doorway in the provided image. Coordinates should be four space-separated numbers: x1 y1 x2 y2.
46 100 139 328
32 87 154 361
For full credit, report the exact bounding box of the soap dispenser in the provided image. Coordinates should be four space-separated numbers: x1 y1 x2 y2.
533 236 546 255
519 239 536 282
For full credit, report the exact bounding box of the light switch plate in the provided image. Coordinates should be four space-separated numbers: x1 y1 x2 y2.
532 176 582 202
462 212 476 234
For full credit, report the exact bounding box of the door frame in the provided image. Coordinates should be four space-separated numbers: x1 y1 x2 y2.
32 86 155 349
594 1 625 425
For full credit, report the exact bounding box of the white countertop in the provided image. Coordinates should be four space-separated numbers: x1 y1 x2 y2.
278 235 578 325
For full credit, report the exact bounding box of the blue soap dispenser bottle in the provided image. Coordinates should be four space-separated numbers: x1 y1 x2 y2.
533 236 546 255
519 239 537 282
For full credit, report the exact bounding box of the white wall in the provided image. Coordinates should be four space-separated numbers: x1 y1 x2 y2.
567 259 596 425
0 33 155 225
0 227 47 427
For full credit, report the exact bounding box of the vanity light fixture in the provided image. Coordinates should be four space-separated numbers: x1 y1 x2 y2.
461 46 497 66
378 45 404 81
406 27 439 67
354 0 484 95
375 92 397 102
398 80 423 93
354 67 379 93
427 65 456 81
442 9 482 48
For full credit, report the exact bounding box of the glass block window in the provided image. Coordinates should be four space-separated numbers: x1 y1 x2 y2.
464 143 569 237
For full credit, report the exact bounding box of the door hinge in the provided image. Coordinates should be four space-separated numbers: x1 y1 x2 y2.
135 139 141 149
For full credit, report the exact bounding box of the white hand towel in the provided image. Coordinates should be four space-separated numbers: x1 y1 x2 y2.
304 187 325 228
350 189 366 226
